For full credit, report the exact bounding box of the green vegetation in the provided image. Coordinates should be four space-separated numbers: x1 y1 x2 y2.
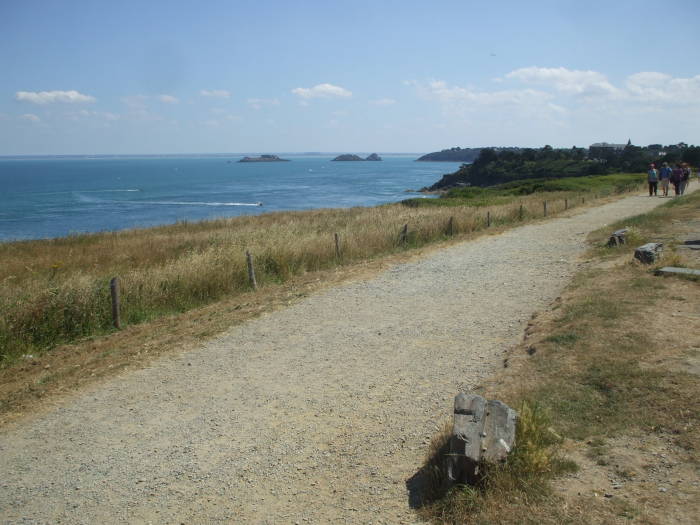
416 147 484 162
404 172 642 208
426 143 699 190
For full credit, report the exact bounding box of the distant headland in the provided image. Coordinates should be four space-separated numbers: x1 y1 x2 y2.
239 155 290 163
416 147 483 162
332 153 382 161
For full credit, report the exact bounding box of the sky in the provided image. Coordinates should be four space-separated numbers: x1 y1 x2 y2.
1 0 699 155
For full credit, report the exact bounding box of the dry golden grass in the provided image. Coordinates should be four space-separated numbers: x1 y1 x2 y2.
0 190 602 363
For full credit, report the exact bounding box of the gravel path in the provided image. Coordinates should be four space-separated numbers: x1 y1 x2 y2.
0 192 680 524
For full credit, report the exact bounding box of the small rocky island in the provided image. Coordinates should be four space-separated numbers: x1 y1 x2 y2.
332 153 382 161
239 154 290 163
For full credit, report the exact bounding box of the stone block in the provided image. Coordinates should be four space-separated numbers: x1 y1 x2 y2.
447 393 517 484
655 266 700 277
634 242 663 264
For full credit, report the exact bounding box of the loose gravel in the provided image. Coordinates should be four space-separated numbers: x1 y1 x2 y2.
0 192 680 524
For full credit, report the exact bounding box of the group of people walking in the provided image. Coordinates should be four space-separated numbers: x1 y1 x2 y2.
647 162 694 197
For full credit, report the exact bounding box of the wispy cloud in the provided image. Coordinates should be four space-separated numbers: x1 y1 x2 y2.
72 109 120 121
200 89 231 99
505 67 700 106
291 83 352 99
423 80 552 107
19 113 41 122
158 94 179 104
625 72 700 103
121 94 149 108
247 98 280 110
505 67 620 98
16 90 96 104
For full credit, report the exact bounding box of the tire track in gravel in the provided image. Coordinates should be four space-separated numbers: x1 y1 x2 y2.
0 192 685 524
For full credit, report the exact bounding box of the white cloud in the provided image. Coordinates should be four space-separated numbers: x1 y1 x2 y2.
291 83 352 99
158 94 179 104
247 98 280 110
369 98 396 106
424 80 552 107
19 113 41 122
505 67 620 98
626 72 700 103
16 90 96 104
200 89 231 99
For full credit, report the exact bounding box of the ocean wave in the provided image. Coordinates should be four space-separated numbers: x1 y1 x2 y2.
36 189 141 195
82 189 141 193
135 201 263 207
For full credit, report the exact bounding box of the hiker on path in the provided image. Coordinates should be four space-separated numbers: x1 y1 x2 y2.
659 162 672 197
680 163 691 195
670 164 683 196
647 164 658 196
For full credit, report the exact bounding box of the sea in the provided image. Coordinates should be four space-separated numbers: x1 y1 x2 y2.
0 155 461 242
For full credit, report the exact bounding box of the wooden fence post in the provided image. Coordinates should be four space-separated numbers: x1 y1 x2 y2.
246 250 257 290
543 201 548 217
447 216 454 236
565 198 568 210
400 223 408 244
582 196 585 204
334 233 341 259
110 277 121 329
519 204 523 221
487 211 491 228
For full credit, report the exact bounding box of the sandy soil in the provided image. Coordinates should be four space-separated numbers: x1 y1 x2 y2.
0 192 685 524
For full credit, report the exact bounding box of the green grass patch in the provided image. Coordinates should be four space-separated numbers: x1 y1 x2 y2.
404 173 644 209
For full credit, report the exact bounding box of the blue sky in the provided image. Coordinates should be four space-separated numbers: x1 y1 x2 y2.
1 0 698 155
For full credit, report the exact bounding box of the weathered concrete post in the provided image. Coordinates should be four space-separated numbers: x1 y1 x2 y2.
110 277 121 329
447 393 517 484
246 250 258 290
334 233 341 259
400 223 408 245
448 393 485 484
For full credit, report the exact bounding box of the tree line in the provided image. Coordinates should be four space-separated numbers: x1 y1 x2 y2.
427 143 700 190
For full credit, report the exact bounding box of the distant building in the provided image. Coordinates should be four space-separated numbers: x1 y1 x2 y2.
588 141 629 159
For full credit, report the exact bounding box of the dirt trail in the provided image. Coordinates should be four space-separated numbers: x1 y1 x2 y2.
0 192 683 524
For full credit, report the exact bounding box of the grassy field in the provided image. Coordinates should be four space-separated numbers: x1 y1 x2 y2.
416 189 700 524
0 173 644 365
403 172 643 208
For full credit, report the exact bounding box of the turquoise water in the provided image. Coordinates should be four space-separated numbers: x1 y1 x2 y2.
0 155 460 242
